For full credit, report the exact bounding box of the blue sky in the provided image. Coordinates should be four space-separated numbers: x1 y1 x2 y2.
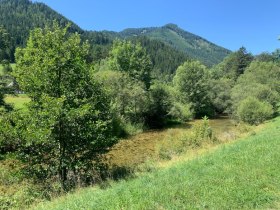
34 0 280 54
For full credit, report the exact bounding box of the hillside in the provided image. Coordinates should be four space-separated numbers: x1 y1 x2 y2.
0 0 230 67
118 23 231 66
0 0 82 61
35 117 280 209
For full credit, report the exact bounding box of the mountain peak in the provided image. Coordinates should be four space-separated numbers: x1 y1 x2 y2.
163 23 179 29
119 24 231 66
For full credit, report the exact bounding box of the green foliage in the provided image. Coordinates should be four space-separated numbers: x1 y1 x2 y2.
209 77 234 113
231 61 280 120
0 0 82 62
0 26 12 109
0 25 11 61
237 61 280 94
190 116 213 146
94 70 148 135
232 82 279 112
129 36 190 77
168 102 193 122
254 52 276 62
11 23 116 189
145 82 173 128
119 24 231 66
157 117 213 160
109 40 152 89
173 60 214 117
212 47 253 80
236 97 273 125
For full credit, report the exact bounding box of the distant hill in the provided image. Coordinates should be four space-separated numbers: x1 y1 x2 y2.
0 0 230 69
118 24 231 66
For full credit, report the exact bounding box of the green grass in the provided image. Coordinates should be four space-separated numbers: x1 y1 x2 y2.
34 117 280 210
4 94 30 110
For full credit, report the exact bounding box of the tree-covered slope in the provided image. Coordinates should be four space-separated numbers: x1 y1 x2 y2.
119 23 231 66
0 0 230 67
0 0 83 61
130 36 190 76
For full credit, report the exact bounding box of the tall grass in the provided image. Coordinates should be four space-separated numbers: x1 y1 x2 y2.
34 117 280 210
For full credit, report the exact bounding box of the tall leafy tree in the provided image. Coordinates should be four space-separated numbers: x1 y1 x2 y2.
173 60 213 117
109 40 152 89
211 47 253 80
14 22 116 188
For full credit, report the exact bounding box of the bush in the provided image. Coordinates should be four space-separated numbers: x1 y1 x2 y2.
156 116 215 160
237 97 273 125
145 82 172 128
168 102 193 122
189 116 213 146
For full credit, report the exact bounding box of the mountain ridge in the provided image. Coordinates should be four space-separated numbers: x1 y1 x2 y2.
116 23 231 66
0 0 230 66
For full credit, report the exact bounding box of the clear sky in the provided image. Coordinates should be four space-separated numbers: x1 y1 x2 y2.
33 0 280 54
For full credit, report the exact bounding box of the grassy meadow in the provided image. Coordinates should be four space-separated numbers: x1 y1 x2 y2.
33 117 280 210
4 94 30 110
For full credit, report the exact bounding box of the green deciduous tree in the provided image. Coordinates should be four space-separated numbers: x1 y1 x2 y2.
236 97 273 125
211 47 253 80
109 40 152 89
209 77 234 114
230 60 280 123
13 22 116 189
145 82 173 128
95 70 149 134
173 60 213 117
231 61 280 111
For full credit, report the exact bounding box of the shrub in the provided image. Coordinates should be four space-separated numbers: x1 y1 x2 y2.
237 97 273 125
145 82 173 128
168 102 193 122
189 116 213 146
156 117 215 160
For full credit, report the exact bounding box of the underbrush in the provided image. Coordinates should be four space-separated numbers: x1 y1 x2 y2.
0 158 45 210
156 116 218 160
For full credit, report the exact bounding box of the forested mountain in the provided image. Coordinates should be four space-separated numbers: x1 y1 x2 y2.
0 0 230 67
130 36 190 76
117 24 231 66
0 0 83 61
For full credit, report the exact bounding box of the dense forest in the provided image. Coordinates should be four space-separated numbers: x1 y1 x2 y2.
0 0 280 209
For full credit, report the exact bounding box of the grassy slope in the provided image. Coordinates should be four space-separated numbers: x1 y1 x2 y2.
35 117 280 210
